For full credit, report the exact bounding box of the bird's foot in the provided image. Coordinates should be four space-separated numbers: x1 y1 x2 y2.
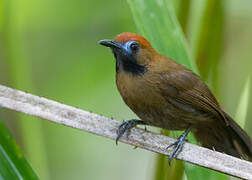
116 120 145 145
166 127 192 165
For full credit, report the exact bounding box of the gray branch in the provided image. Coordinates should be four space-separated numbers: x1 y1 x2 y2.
0 84 251 179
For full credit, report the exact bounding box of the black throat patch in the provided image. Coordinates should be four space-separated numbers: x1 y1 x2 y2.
114 52 147 75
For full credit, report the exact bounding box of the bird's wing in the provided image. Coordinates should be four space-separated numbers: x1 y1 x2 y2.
158 68 228 125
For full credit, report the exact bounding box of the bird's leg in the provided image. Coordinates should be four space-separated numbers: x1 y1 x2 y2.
166 126 192 165
116 119 146 145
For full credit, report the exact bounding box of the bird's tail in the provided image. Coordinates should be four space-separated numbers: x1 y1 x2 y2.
193 113 252 161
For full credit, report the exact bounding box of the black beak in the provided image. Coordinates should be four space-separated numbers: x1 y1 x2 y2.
98 40 122 49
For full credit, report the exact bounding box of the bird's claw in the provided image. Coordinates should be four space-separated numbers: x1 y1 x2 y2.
116 120 145 145
166 127 192 165
166 136 186 165
116 120 136 145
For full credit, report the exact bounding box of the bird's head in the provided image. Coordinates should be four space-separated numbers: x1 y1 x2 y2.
99 32 156 75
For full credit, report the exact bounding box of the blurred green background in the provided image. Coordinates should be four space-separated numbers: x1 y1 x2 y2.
0 0 252 179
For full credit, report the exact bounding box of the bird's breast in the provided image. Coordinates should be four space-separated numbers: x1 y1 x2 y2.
116 72 190 130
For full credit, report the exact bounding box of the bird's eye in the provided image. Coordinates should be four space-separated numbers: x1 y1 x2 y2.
129 42 139 51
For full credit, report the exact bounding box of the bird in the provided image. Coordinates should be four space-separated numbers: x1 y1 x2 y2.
98 32 252 163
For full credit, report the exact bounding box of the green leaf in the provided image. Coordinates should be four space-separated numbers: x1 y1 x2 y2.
177 0 191 34
0 119 38 179
127 0 227 179
235 76 251 127
193 0 225 94
127 0 198 73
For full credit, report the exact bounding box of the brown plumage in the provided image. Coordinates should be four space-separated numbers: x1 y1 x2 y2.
99 32 252 162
